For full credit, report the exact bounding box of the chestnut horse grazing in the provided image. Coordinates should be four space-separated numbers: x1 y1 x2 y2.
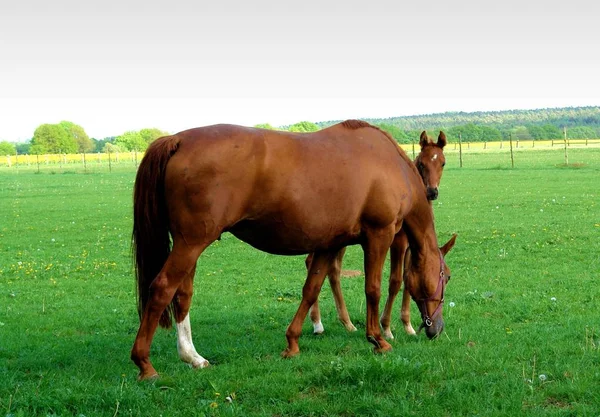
307 130 450 339
131 120 453 380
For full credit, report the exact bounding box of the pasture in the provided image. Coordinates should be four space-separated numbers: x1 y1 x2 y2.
1 147 599 416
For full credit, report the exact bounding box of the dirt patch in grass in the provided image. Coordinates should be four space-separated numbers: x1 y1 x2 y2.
341 270 362 278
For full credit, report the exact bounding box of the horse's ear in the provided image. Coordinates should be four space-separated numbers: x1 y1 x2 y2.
437 131 447 149
440 233 457 256
419 131 429 148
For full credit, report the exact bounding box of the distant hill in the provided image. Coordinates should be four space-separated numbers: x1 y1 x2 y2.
315 106 600 143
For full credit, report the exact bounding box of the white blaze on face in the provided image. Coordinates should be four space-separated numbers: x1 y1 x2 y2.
176 313 210 369
431 154 438 161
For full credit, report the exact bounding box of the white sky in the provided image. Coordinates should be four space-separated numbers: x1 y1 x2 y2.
1 0 598 141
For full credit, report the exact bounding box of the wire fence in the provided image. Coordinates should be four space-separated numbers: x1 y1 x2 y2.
2 139 599 173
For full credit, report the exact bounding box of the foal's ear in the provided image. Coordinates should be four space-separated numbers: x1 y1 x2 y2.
440 233 457 256
419 131 429 148
437 131 447 149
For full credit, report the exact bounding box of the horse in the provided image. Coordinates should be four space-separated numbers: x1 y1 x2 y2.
306 131 449 339
130 120 455 380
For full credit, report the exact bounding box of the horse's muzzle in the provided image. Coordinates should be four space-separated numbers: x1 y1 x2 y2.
426 187 439 201
425 319 444 339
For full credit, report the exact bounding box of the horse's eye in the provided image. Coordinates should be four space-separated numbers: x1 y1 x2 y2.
442 162 446 167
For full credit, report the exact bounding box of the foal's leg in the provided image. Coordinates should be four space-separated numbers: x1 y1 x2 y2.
131 241 207 380
306 253 325 334
327 248 357 332
363 227 394 354
400 286 417 335
282 250 336 358
380 233 407 340
174 267 210 369
309 248 356 333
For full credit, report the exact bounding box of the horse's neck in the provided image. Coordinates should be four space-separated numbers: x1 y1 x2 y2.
403 198 438 261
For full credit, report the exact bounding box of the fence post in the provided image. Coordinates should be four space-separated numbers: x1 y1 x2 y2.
458 133 463 168
37 154 40 173
83 152 87 173
509 133 514 169
563 126 569 165
108 150 112 173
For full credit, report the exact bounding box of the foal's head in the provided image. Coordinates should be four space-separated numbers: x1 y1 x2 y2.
415 131 447 201
404 234 457 339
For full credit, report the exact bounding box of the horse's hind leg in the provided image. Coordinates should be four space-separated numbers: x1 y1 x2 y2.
131 241 208 380
283 250 336 358
174 267 210 369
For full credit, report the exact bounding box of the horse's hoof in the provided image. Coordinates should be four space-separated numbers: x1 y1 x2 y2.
192 359 210 369
374 343 393 355
345 323 358 332
313 322 325 335
281 347 300 359
138 371 159 381
383 329 395 340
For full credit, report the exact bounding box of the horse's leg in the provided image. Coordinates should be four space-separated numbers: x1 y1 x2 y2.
173 266 210 369
380 233 407 340
282 250 336 358
327 248 357 332
306 253 325 334
400 285 417 335
131 241 207 380
363 227 395 354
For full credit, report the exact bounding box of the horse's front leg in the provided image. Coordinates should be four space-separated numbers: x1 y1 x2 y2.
282 250 337 358
380 232 407 340
363 226 395 354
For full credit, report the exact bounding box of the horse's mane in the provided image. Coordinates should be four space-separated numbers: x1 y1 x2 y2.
340 120 421 180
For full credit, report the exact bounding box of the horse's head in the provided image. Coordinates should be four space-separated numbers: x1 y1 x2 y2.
404 234 457 339
416 131 447 201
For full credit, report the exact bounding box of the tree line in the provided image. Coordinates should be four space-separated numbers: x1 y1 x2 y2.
1 106 598 155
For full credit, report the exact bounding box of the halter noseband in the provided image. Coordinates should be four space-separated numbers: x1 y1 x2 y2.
415 251 447 331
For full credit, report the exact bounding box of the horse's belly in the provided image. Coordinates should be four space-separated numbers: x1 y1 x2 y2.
228 219 357 256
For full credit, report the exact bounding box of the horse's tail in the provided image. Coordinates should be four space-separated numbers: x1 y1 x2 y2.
132 135 181 329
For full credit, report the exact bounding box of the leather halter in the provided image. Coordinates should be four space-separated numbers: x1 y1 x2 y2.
415 251 447 330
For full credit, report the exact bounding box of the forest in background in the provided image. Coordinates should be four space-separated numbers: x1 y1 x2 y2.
316 106 600 143
2 106 599 155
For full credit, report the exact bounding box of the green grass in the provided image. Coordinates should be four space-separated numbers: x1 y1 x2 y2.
1 147 599 416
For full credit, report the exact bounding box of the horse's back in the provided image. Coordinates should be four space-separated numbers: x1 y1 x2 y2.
163 122 419 254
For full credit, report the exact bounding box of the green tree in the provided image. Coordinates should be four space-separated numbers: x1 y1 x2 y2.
447 124 483 142
31 123 76 154
139 128 169 146
0 141 16 155
94 137 117 153
254 123 275 130
15 142 31 154
542 124 562 139
377 123 409 143
115 131 146 151
103 142 123 153
288 121 319 133
526 125 545 140
479 126 502 141
511 126 533 140
60 121 94 153
566 126 596 139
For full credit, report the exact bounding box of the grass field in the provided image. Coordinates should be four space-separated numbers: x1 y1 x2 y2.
1 147 599 416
